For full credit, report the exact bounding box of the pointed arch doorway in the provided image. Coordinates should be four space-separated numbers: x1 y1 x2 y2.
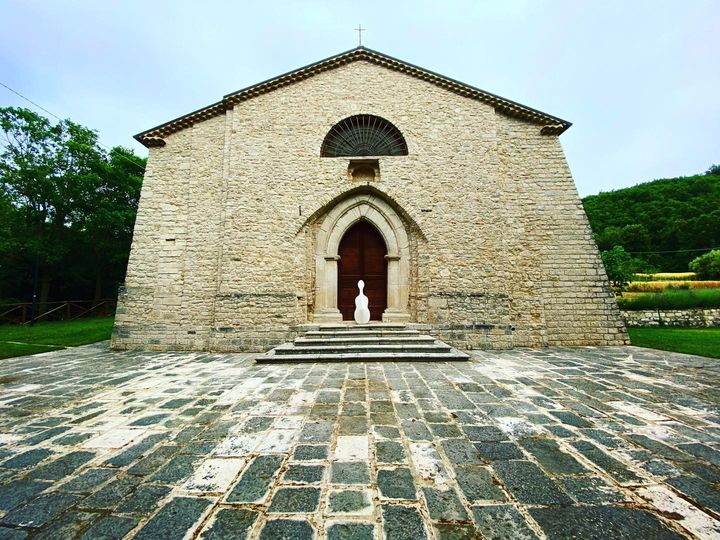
337 220 388 321
312 190 413 323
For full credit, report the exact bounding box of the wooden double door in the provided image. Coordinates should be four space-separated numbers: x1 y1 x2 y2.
337 221 388 321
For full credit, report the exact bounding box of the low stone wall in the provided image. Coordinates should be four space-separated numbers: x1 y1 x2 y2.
621 308 720 327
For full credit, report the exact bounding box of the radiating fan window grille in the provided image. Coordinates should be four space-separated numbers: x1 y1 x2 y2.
321 115 408 157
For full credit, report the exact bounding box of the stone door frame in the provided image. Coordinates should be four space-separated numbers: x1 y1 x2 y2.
313 193 411 323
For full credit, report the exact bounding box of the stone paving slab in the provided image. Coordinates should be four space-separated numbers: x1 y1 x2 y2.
1 342 720 538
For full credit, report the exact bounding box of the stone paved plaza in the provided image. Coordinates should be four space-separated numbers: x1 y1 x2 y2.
1 345 720 539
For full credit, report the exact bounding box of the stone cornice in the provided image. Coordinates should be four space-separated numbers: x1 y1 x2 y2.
135 47 572 147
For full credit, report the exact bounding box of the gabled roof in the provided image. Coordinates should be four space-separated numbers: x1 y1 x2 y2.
135 47 571 147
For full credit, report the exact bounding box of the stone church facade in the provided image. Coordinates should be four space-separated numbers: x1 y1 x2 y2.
112 47 628 352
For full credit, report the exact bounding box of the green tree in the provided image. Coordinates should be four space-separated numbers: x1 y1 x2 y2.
619 224 651 253
78 146 144 303
601 246 634 291
595 223 651 253
0 193 27 302
0 107 105 312
595 226 622 251
0 107 144 313
689 249 720 279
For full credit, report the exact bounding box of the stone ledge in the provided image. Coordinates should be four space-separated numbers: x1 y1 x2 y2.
621 308 720 328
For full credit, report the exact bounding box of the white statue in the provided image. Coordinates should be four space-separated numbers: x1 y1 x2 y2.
354 280 370 324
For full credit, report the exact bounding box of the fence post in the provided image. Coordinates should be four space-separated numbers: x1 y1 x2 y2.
29 255 40 327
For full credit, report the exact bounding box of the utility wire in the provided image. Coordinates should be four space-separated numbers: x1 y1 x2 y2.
0 81 146 174
628 247 719 254
1 81 62 121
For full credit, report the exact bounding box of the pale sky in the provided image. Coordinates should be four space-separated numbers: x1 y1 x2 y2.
1 0 718 196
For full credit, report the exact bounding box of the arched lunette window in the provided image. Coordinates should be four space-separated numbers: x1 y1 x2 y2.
321 115 408 157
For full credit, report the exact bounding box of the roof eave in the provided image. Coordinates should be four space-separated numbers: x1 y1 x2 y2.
134 47 572 147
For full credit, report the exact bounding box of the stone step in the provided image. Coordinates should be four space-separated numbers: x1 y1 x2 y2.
303 330 422 338
256 350 470 363
256 323 469 364
274 343 452 355
315 323 408 331
295 336 435 346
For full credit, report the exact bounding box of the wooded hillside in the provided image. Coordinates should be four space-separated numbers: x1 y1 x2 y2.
582 166 720 271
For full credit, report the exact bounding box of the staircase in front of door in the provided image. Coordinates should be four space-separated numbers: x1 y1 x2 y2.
255 323 469 363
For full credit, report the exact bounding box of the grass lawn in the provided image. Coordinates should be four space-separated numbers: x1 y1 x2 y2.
617 288 720 310
0 316 114 359
628 327 720 359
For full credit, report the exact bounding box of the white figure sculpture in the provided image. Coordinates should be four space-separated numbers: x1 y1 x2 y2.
354 280 371 324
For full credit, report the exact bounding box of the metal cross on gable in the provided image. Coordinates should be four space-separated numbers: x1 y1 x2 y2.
355 24 365 46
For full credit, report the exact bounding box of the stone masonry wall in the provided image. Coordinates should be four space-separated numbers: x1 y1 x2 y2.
621 309 720 327
496 117 627 346
113 115 226 350
112 60 627 352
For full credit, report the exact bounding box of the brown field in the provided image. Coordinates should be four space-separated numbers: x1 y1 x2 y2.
634 272 696 281
625 281 720 293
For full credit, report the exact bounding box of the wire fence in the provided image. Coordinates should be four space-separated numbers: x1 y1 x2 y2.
0 300 116 325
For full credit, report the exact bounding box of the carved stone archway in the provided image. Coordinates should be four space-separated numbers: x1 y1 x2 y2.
313 192 411 323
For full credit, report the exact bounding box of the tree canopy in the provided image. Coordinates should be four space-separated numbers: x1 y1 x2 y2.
0 107 144 308
689 249 720 279
583 166 720 272
600 246 634 291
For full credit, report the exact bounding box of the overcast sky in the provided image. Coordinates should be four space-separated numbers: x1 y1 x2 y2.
2 0 718 196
